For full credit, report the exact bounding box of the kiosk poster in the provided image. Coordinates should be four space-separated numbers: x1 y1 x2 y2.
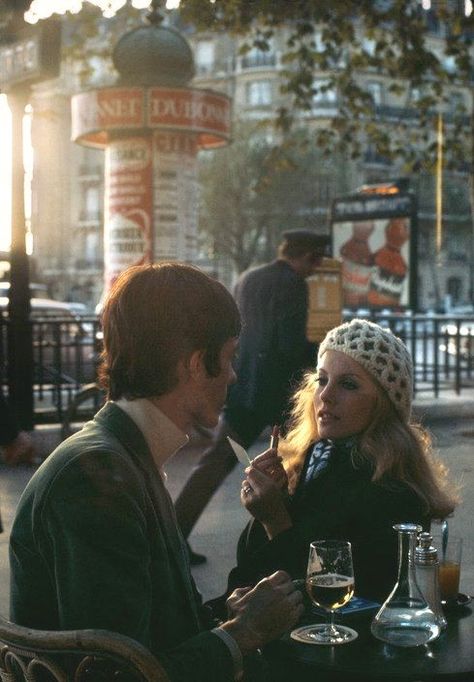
330 192 416 310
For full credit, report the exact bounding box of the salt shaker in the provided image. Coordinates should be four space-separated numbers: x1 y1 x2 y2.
415 531 447 630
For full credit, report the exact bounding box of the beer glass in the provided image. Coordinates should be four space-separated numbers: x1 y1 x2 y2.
304 540 357 644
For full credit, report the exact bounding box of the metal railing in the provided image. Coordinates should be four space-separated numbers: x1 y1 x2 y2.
0 314 101 426
1 312 474 425
341 311 474 397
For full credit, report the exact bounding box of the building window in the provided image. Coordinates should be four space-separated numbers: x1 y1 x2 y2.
246 80 272 106
85 186 99 214
447 276 462 304
195 41 215 74
449 91 465 114
364 144 391 166
314 173 336 204
80 185 101 222
85 233 99 262
367 81 383 106
312 79 337 105
362 38 376 56
241 43 276 69
443 55 456 74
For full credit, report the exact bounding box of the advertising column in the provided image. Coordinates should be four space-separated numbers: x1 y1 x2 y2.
72 85 231 295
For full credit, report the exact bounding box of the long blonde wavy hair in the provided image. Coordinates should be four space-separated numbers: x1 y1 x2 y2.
279 371 459 520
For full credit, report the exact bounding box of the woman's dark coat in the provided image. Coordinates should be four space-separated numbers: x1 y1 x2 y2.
227 441 429 603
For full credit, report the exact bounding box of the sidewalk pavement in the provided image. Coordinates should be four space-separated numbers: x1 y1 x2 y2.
0 389 473 618
412 388 474 422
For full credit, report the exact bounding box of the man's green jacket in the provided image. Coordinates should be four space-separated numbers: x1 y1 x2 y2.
9 403 234 681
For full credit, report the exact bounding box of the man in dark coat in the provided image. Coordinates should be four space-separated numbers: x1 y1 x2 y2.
175 231 330 560
9 263 303 682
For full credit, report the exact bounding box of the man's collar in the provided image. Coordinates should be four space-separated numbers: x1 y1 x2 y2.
114 398 189 475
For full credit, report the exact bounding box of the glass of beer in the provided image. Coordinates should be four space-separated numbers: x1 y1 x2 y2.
305 540 357 644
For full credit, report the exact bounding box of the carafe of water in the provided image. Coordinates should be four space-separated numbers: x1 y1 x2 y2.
371 523 441 647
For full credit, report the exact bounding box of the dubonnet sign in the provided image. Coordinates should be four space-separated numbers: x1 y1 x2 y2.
71 87 231 150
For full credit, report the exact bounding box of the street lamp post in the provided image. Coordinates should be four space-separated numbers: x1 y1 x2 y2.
7 87 34 430
0 9 61 429
0 5 33 429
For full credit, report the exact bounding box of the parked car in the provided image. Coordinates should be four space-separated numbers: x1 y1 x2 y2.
0 281 49 298
0 296 97 384
64 301 89 316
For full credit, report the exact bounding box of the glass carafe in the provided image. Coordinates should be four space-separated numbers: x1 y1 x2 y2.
371 523 441 647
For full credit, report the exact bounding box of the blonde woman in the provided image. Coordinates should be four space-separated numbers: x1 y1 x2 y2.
229 319 458 602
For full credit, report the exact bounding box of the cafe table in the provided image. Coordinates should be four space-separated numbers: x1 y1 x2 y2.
263 600 474 681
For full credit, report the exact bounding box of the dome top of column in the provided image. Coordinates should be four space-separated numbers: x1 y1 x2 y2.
113 21 195 87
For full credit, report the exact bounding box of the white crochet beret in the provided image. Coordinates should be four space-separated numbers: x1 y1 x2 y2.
318 318 413 421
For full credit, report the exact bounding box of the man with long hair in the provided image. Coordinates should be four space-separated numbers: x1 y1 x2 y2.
9 263 303 682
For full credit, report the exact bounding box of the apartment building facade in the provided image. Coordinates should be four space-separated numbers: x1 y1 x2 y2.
28 14 473 311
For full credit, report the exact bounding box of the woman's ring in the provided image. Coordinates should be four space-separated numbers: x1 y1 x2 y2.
243 485 252 495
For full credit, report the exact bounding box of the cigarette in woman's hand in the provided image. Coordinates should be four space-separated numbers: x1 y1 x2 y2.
270 425 280 451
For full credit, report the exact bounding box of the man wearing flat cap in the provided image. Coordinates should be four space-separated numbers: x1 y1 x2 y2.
176 229 330 563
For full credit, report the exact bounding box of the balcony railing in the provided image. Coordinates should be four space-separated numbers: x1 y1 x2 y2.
240 52 277 69
195 58 234 75
78 210 103 223
78 164 102 177
74 259 103 271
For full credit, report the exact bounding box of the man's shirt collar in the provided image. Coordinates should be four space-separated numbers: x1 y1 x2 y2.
114 398 189 476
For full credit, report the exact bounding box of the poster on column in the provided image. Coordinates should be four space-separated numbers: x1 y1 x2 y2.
104 136 153 292
152 131 198 262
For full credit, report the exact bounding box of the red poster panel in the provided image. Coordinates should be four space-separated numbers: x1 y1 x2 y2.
331 192 416 310
334 217 410 309
104 136 153 292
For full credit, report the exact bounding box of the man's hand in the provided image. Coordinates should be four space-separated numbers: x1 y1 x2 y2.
221 571 304 654
225 586 252 620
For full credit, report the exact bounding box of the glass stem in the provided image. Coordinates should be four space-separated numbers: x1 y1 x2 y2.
328 609 338 635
